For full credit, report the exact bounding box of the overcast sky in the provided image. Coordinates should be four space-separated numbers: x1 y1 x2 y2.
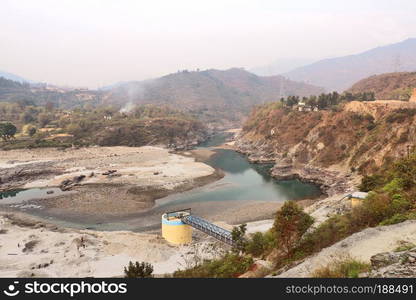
1 0 416 88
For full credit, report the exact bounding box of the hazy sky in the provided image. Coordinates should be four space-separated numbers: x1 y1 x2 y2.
1 0 416 88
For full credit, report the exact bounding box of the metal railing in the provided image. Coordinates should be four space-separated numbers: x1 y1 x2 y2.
181 215 234 246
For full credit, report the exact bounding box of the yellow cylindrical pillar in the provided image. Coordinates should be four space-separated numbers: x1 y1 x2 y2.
161 213 192 245
351 197 363 208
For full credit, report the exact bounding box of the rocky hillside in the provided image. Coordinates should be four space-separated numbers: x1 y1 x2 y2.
347 72 416 100
284 38 416 91
0 77 103 108
104 68 324 128
0 103 207 151
236 102 416 193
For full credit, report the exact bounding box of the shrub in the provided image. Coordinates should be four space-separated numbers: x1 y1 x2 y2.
394 242 416 252
231 224 247 253
312 257 370 278
245 231 276 257
173 253 253 278
366 122 376 131
385 109 416 123
0 122 17 141
379 213 409 226
359 174 384 192
383 178 405 194
379 212 416 226
124 261 154 278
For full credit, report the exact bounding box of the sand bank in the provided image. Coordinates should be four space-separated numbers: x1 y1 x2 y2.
0 146 222 217
0 213 226 277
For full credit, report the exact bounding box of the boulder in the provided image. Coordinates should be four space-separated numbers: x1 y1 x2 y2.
369 247 416 278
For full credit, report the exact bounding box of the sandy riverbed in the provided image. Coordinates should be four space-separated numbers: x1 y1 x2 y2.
0 146 222 217
0 213 227 277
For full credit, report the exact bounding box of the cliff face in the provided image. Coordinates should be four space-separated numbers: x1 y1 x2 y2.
236 103 416 194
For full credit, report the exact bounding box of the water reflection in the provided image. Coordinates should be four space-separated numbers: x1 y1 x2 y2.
157 147 321 208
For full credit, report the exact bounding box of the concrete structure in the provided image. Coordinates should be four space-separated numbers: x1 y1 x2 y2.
297 102 318 112
410 88 416 103
348 191 368 208
161 210 192 245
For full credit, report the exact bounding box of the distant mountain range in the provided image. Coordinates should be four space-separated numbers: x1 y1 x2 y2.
250 58 316 77
283 38 416 92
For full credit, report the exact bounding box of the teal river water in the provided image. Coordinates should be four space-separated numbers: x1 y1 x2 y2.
0 134 321 231
156 148 320 209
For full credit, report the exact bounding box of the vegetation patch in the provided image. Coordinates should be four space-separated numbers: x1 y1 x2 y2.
173 253 253 278
312 257 370 278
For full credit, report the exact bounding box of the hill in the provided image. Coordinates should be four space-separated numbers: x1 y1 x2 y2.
347 72 416 100
0 71 34 84
0 77 103 108
104 68 324 128
0 103 207 150
237 100 416 177
284 38 416 92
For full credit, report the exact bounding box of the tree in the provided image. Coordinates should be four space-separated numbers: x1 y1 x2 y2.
0 122 17 141
272 201 313 256
20 111 35 124
231 224 247 253
37 113 52 127
28 126 37 137
286 96 299 107
124 261 154 278
317 94 329 109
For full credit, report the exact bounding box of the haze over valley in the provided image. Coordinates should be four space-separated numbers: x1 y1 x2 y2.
2 0 416 280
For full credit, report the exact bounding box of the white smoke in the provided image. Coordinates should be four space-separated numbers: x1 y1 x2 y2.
119 101 136 113
118 79 156 113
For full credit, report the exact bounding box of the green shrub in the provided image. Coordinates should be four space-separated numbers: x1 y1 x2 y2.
379 213 409 226
124 261 154 278
359 174 384 192
245 231 276 257
173 253 253 278
379 212 416 226
383 178 404 194
312 258 370 278
394 242 416 252
231 224 247 253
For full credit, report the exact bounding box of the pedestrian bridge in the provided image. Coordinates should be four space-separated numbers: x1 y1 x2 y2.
163 208 234 246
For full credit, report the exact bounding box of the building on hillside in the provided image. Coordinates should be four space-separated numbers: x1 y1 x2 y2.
409 88 416 103
297 102 318 112
348 191 368 208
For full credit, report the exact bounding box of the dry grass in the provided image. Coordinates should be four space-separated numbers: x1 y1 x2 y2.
311 256 370 278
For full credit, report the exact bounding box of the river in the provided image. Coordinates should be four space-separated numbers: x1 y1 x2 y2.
1 133 321 231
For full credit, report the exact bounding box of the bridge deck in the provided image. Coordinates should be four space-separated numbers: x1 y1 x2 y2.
181 215 234 246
